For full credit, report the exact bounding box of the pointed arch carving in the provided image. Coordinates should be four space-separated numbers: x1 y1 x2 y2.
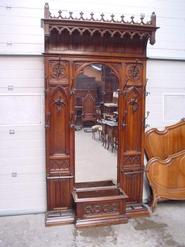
48 86 70 155
73 62 121 81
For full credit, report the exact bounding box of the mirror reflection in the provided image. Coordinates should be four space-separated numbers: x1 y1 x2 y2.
74 64 119 183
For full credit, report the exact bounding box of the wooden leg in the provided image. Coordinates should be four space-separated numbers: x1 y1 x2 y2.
102 133 107 148
102 132 105 147
151 192 158 212
98 130 101 140
92 131 95 139
104 135 107 148
107 136 110 150
110 136 113 152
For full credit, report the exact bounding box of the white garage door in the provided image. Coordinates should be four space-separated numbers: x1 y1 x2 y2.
0 56 46 215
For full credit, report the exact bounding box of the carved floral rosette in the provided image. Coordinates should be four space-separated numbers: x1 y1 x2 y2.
48 60 69 84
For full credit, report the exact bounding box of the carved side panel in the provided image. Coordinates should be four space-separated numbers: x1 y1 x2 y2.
122 170 143 203
124 86 143 152
48 86 70 155
47 178 73 210
48 60 69 85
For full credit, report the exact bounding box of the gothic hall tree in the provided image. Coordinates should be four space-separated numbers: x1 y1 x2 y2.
42 3 158 227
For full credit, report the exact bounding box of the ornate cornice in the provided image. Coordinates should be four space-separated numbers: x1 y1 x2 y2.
42 3 158 45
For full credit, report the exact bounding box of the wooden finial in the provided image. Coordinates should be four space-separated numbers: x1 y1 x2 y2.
151 12 156 26
90 12 95 21
100 13 105 21
44 3 50 18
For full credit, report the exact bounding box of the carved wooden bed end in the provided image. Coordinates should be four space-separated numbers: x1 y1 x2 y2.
146 150 185 209
145 119 185 210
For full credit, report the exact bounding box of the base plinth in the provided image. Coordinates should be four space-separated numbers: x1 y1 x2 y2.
126 203 150 218
45 209 75 226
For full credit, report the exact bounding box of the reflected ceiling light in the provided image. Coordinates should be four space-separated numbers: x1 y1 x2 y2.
91 64 102 71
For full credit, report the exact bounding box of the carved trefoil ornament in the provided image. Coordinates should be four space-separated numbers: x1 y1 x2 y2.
126 64 142 82
49 61 69 83
126 86 142 112
53 96 65 111
128 97 139 112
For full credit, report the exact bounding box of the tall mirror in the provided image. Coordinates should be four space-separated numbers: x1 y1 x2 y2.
74 64 119 183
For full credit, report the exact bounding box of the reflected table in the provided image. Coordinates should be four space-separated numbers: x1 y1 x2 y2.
97 119 118 151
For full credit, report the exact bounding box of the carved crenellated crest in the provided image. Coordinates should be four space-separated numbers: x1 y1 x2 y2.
42 3 159 53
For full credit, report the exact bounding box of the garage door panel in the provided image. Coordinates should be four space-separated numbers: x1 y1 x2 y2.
0 43 44 55
0 157 45 173
0 56 45 214
0 125 44 134
0 199 46 214
0 57 44 88
0 87 44 94
0 94 44 126
0 173 45 183
0 179 46 214
0 198 46 215
0 146 44 159
0 196 46 215
0 128 44 141
0 132 44 143
0 126 45 159
0 164 45 176
0 68 43 80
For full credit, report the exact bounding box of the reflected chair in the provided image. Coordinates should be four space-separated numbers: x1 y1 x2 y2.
82 93 97 126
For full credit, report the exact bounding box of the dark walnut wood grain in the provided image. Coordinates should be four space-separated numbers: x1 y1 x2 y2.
42 3 158 226
72 186 128 228
145 119 185 210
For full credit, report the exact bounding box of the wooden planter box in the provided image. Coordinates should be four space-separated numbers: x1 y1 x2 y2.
72 184 128 228
75 180 116 191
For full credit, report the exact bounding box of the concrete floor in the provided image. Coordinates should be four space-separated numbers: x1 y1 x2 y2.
0 201 185 247
75 129 117 182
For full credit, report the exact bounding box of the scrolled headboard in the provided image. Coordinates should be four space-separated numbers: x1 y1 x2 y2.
145 119 185 160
